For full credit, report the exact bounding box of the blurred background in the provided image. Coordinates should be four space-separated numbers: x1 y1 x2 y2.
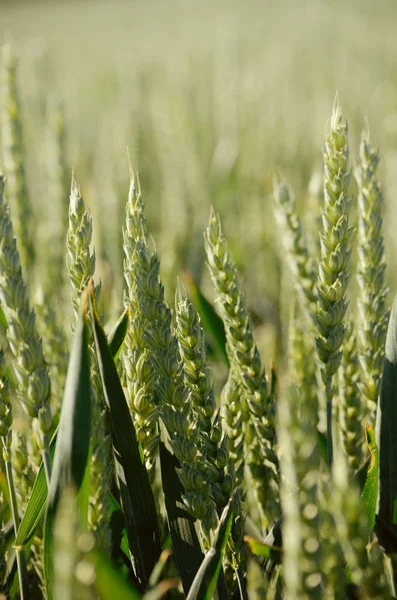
1 0 397 367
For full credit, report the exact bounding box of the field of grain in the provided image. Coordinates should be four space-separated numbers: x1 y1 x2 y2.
1 1 397 598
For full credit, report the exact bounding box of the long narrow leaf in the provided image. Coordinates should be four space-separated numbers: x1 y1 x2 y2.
15 429 57 547
109 492 130 559
361 422 379 532
90 293 161 587
186 496 234 600
108 306 130 361
43 304 92 600
90 549 142 600
376 296 397 551
159 441 204 596
15 323 125 548
244 536 282 565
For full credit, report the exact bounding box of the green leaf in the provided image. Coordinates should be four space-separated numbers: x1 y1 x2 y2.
90 549 142 600
109 492 130 559
15 321 126 549
90 293 161 587
15 429 57 548
317 429 328 463
376 296 397 551
108 306 130 361
361 422 379 532
186 496 234 600
182 270 228 365
43 305 92 600
159 441 204 596
78 440 92 530
244 536 282 565
247 514 283 579
53 485 79 600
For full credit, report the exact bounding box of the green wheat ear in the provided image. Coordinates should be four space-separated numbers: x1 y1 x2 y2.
315 97 354 467
278 384 322 599
338 322 363 470
0 43 35 281
66 176 112 552
0 175 52 475
355 128 388 413
273 180 317 321
123 174 218 545
205 206 279 526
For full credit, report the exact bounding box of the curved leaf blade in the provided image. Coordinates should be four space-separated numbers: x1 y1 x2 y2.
15 429 57 547
43 305 92 600
90 549 142 600
186 496 234 600
108 306 130 361
90 293 161 587
361 422 379 532
376 296 397 551
244 536 282 565
15 322 124 548
159 441 204 596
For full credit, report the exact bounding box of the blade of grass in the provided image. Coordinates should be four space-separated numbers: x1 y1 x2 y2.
109 492 130 559
159 441 204 596
15 322 125 548
376 296 397 550
15 428 57 547
244 536 282 565
90 549 142 600
186 495 234 600
90 291 161 587
361 422 379 532
43 300 92 600
108 306 130 361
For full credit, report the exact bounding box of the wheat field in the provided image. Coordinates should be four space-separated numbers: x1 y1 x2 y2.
1 1 397 598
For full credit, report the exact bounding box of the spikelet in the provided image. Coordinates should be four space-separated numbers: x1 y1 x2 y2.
66 178 101 322
0 175 52 479
315 99 354 465
175 290 233 510
355 130 388 412
205 207 279 523
66 177 112 552
330 445 393 598
338 322 363 470
44 96 69 294
123 175 217 544
221 369 245 486
278 384 323 600
273 181 317 320
0 44 35 280
35 296 69 423
288 308 318 426
123 176 160 482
